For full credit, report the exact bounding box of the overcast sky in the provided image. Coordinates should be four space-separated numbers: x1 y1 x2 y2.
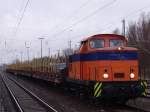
0 0 150 64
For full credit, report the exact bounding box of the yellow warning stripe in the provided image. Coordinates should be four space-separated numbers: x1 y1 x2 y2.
94 82 99 90
94 84 100 96
94 83 101 96
96 89 102 97
141 81 148 96
94 82 102 97
143 81 148 88
141 81 148 88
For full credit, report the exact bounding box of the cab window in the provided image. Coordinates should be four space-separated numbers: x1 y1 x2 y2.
90 39 104 48
110 39 124 47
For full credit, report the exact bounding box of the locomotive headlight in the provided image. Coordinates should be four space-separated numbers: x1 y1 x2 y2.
118 47 121 50
103 73 109 79
130 73 135 79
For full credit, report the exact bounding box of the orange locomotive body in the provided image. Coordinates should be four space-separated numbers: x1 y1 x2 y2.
6 34 147 101
68 34 145 99
69 34 138 81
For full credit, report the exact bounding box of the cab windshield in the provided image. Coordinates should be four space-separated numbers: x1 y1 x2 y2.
90 39 104 48
110 39 124 47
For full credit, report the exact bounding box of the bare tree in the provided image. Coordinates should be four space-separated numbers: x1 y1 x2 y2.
112 28 120 35
127 13 150 79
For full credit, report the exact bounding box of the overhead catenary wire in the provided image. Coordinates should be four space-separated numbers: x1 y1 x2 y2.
47 1 150 43
0 0 29 63
97 3 150 33
47 2 150 54
12 0 148 43
49 0 93 32
3 0 150 64
13 0 30 37
14 0 27 31
48 0 117 41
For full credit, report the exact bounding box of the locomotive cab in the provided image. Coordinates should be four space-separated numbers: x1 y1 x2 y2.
72 34 138 82
69 34 146 99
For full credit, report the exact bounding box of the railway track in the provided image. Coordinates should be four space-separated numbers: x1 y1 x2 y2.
124 80 150 112
6 73 150 112
1 73 58 112
1 72 150 112
124 104 150 112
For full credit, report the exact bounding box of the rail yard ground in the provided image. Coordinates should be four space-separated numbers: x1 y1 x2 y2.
0 71 149 112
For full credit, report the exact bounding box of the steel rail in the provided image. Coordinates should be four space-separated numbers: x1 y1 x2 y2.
125 105 150 112
1 74 24 112
8 77 58 112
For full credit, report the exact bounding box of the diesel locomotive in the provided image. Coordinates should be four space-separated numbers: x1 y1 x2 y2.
6 34 147 102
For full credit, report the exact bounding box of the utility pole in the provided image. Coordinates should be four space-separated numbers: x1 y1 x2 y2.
47 48 50 72
48 48 50 57
39 38 44 59
16 55 18 63
20 51 23 63
25 42 30 64
26 47 30 64
57 50 60 57
56 50 60 64
16 55 18 69
39 37 45 71
68 40 73 55
122 19 126 37
69 40 72 49
68 29 72 49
